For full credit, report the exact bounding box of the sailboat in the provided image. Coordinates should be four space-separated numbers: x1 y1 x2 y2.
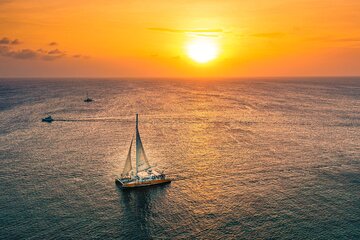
115 114 171 188
84 92 93 102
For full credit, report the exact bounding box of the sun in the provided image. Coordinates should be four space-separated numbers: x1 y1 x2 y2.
186 38 219 63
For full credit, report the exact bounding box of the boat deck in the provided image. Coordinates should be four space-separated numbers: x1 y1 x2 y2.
116 178 171 188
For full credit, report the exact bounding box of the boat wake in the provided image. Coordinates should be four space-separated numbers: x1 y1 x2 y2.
51 118 129 123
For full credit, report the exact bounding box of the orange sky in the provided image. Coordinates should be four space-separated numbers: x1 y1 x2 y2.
0 0 360 77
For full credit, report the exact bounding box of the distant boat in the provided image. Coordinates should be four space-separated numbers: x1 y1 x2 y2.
115 114 171 188
84 92 93 102
42 115 54 123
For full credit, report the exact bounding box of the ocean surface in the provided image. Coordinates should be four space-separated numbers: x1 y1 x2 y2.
0 77 359 239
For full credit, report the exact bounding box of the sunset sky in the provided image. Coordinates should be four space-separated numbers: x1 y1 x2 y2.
1 0 360 77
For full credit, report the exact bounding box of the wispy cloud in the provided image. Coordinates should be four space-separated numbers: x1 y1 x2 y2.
249 32 286 38
327 37 360 42
192 33 220 38
148 27 224 33
149 28 286 39
72 54 90 59
332 38 360 42
307 36 360 43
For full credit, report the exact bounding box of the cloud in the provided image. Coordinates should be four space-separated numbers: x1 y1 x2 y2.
329 37 360 42
0 45 65 61
308 36 360 43
11 39 21 44
42 49 66 61
193 33 220 38
47 49 64 55
37 48 46 53
148 27 223 33
0 37 21 45
12 49 38 59
324 37 360 42
0 38 10 44
0 46 38 59
0 36 89 61
72 54 90 59
250 32 286 38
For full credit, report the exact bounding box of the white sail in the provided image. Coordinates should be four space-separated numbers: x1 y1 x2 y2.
136 114 151 173
122 135 133 176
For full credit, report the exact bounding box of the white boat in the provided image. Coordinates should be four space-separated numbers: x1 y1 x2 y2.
115 114 171 188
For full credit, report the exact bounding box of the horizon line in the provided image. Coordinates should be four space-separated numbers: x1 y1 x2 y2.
1 75 360 80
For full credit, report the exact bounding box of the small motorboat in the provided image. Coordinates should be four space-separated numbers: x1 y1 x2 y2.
42 115 54 123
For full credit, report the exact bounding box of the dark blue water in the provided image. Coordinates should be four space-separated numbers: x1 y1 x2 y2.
0 78 359 239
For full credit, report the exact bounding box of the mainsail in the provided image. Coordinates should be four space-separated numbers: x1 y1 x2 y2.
135 114 151 173
122 136 133 176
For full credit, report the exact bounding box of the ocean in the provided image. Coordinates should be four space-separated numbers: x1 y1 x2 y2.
0 77 359 239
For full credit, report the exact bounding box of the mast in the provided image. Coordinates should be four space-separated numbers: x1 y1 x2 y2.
135 113 151 174
135 113 139 174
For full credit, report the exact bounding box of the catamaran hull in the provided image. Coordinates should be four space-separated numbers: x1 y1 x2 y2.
115 179 171 188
